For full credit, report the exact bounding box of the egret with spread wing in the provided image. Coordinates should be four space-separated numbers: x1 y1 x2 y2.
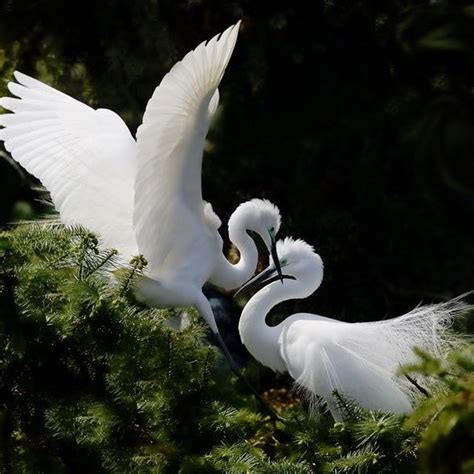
0 23 282 347
238 237 468 419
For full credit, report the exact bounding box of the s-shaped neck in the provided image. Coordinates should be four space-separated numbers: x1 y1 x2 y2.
210 226 259 291
238 281 296 372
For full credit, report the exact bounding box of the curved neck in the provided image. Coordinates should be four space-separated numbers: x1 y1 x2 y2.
238 281 298 372
211 225 259 291
230 224 259 280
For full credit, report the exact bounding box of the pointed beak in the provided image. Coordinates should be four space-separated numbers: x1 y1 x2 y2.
233 266 295 299
269 231 284 284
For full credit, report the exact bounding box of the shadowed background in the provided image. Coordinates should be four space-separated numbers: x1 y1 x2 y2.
1 0 473 322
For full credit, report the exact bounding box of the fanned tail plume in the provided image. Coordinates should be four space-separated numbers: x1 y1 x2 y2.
296 295 471 419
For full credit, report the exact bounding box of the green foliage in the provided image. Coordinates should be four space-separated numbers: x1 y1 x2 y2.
0 224 235 472
1 2 473 471
403 345 474 473
0 225 472 472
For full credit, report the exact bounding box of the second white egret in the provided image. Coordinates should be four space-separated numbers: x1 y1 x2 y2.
237 237 467 419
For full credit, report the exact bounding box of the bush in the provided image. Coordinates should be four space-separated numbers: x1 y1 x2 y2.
0 224 472 472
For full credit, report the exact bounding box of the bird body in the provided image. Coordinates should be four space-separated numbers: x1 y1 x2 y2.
239 238 467 419
0 22 283 335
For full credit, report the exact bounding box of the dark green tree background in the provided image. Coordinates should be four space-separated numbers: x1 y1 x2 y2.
1 2 474 472
1 0 473 319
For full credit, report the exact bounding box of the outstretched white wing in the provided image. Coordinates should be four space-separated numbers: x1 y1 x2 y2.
0 72 138 260
134 22 240 274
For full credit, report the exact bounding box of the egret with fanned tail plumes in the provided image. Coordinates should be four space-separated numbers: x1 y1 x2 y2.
237 237 468 419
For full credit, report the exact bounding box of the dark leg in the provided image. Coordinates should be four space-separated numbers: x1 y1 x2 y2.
196 293 284 422
405 374 430 397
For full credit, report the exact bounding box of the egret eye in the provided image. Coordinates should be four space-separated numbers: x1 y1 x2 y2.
280 258 288 267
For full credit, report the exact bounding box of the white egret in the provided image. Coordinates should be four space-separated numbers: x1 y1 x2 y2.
0 24 285 413
237 237 468 419
0 22 283 333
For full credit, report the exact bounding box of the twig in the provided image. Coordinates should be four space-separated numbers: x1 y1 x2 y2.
405 374 430 397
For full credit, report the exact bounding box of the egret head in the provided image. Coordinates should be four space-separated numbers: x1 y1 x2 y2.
235 237 324 298
228 198 283 277
229 199 281 243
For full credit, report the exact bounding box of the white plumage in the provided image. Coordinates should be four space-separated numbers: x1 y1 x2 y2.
238 237 468 419
0 71 137 259
134 23 237 276
0 22 283 337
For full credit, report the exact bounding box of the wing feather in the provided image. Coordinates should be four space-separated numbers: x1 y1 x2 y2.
0 71 138 260
282 317 412 418
134 22 240 273
282 299 466 418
